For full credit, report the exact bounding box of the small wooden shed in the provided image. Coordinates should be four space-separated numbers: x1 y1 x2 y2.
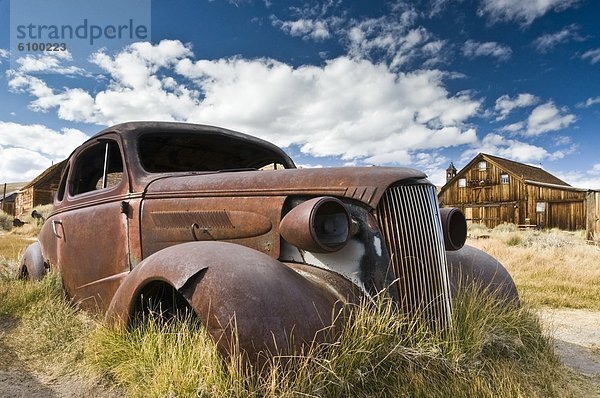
15 161 66 217
438 153 588 230
0 191 18 216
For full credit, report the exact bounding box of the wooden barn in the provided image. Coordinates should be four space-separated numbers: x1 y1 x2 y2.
438 153 588 230
15 161 65 217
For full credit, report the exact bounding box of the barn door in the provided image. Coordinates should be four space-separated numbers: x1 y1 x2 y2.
548 202 585 230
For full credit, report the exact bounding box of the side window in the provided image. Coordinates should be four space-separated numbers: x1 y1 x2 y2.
55 165 70 202
69 140 124 196
259 163 286 170
458 178 467 188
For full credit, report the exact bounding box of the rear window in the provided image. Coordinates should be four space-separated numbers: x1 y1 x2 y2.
138 132 288 173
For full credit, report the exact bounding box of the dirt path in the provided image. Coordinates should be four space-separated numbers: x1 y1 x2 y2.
0 318 120 398
538 308 600 396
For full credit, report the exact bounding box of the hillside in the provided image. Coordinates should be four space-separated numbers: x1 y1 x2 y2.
1 182 26 194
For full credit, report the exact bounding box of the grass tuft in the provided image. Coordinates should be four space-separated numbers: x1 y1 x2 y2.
467 222 489 238
0 210 14 231
83 289 571 398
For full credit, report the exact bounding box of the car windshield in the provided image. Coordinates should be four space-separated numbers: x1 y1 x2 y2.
138 132 288 173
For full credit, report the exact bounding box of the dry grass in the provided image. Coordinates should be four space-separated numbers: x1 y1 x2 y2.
84 289 568 398
0 227 597 397
0 233 33 262
10 204 53 237
468 225 600 311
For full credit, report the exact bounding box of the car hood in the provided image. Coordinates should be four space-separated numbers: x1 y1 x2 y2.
144 167 428 209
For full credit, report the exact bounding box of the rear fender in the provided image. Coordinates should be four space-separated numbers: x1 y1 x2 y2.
106 241 351 358
446 245 520 305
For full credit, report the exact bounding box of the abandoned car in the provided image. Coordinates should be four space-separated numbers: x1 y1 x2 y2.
20 121 518 358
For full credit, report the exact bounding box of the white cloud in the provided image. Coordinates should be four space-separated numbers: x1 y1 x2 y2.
0 122 88 159
10 40 481 166
0 122 89 182
462 40 512 61
576 96 600 108
478 0 580 25
501 121 525 132
526 102 575 136
426 0 458 17
555 170 600 190
0 49 8 63
553 135 572 146
0 147 57 182
494 93 538 120
10 40 198 124
461 133 566 164
14 51 88 75
532 24 582 53
582 48 600 65
345 13 441 69
272 17 331 40
270 2 447 69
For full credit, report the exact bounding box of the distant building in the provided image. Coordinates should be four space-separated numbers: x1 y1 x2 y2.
0 191 18 216
15 161 66 217
438 153 589 231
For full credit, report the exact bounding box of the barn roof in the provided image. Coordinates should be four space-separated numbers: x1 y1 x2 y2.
440 153 577 194
482 153 570 187
0 191 18 202
20 160 66 190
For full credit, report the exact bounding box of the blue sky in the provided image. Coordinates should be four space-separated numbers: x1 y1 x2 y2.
0 0 599 188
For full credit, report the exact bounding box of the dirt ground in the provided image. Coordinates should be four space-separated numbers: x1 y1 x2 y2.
0 317 120 398
538 308 600 397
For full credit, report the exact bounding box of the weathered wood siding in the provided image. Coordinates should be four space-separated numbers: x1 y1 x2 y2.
587 191 600 240
439 160 525 205
15 188 33 217
439 158 587 230
525 184 586 230
15 180 59 217
1 201 15 216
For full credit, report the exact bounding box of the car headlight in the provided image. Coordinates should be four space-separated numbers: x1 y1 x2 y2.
440 207 467 251
280 196 351 253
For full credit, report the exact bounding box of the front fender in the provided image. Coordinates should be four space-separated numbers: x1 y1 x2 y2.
106 241 352 358
19 241 46 281
446 245 520 304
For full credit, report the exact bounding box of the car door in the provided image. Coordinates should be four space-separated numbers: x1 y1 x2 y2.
55 135 132 312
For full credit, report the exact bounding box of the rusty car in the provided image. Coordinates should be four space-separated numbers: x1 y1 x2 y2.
19 121 518 359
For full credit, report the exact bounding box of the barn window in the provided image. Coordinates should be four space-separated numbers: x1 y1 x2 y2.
478 161 487 170
536 202 546 213
500 174 509 184
458 178 467 188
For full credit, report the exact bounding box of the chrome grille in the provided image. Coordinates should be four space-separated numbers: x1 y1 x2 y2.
376 184 452 329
